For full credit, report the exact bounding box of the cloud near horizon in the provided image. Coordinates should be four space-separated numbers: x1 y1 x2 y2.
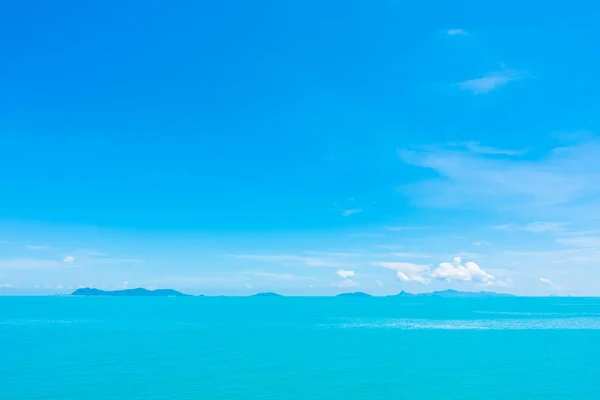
372 257 500 285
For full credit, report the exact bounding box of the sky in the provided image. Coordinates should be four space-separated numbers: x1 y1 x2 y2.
2 1 600 296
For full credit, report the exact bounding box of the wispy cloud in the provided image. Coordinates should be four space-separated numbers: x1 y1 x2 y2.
556 236 600 248
231 254 345 267
0 259 63 270
25 245 50 250
86 258 143 264
398 140 600 214
472 241 491 246
390 252 434 258
63 256 75 263
447 29 467 36
539 277 555 286
341 209 362 217
457 141 526 156
456 70 521 94
74 249 109 257
307 251 364 258
539 277 562 292
495 222 566 233
375 245 404 250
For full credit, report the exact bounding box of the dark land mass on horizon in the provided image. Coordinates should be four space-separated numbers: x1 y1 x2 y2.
335 292 374 298
71 287 515 297
251 292 284 297
71 288 190 297
392 289 515 298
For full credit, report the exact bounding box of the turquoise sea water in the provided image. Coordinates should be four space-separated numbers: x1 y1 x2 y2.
2 296 600 399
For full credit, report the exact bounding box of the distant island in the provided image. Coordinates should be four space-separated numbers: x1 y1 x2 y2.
421 289 514 298
70 287 514 298
71 287 191 297
251 292 283 297
393 289 514 298
393 290 416 297
336 292 373 297
335 290 514 298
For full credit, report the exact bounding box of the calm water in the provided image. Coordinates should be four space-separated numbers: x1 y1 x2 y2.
2 296 600 399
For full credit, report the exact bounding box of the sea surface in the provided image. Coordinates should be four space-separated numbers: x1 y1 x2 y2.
2 296 600 399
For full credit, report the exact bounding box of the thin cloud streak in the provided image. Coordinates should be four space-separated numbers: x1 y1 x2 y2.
456 70 521 94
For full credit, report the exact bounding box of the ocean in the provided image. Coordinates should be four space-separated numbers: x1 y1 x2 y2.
2 296 599 399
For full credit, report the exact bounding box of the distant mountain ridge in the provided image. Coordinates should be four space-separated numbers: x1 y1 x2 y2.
417 289 514 298
251 292 283 297
71 287 190 297
336 292 373 297
343 289 514 298
71 287 514 298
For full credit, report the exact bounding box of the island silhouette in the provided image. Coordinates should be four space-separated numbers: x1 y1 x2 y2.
71 287 514 297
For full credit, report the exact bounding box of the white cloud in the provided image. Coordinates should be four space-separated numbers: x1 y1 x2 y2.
0 284 13 288
331 279 359 288
245 283 253 289
376 280 384 287
232 254 345 267
472 241 491 246
372 257 498 285
25 245 50 250
63 256 75 263
431 257 495 284
447 29 467 36
456 70 521 94
336 269 355 279
341 209 362 217
396 271 427 283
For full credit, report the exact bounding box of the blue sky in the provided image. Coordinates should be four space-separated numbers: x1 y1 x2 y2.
2 1 600 295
